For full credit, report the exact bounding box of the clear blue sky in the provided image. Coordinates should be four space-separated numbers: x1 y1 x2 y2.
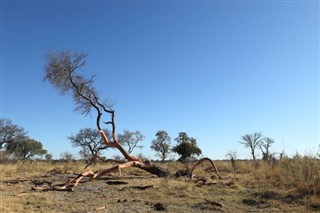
1 1 319 160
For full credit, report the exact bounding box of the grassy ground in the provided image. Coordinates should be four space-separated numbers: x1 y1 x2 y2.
0 156 319 213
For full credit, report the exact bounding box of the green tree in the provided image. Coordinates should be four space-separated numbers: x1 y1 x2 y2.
172 132 202 162
239 132 263 161
151 130 171 162
6 136 47 160
0 118 26 149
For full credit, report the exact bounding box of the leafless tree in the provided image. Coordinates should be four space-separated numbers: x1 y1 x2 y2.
239 132 263 161
69 128 109 162
260 137 275 161
117 130 144 154
225 150 238 174
60 151 74 162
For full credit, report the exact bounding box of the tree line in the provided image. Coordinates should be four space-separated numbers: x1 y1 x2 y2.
69 128 203 163
1 117 287 164
0 118 48 160
3 51 313 164
0 118 203 162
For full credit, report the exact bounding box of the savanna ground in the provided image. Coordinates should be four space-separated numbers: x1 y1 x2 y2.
0 155 319 213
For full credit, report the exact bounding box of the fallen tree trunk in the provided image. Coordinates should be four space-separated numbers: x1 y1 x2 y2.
31 157 221 192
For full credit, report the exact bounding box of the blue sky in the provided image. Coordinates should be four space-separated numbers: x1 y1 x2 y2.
1 1 319 160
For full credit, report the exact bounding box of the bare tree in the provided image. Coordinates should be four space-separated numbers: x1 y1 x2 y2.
41 51 221 190
69 128 109 162
117 130 144 154
260 137 275 161
225 150 238 174
60 151 74 162
239 132 263 161
225 150 238 160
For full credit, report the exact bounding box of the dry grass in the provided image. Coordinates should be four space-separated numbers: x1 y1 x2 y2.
240 154 320 212
0 156 319 212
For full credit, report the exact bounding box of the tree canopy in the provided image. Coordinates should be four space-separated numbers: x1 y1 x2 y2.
0 118 47 160
43 51 114 130
0 118 26 149
6 136 47 160
172 132 202 162
151 130 171 162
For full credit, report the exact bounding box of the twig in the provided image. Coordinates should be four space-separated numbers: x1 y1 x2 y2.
204 198 223 207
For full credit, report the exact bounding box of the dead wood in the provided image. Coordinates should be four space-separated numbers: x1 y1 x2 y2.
30 157 221 192
84 153 127 169
193 175 207 185
31 178 76 191
3 179 29 184
29 157 222 192
16 193 28 197
204 198 223 207
31 180 53 185
106 180 128 185
120 185 154 191
205 181 218 186
190 157 222 179
90 159 171 179
173 157 222 180
95 205 107 210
